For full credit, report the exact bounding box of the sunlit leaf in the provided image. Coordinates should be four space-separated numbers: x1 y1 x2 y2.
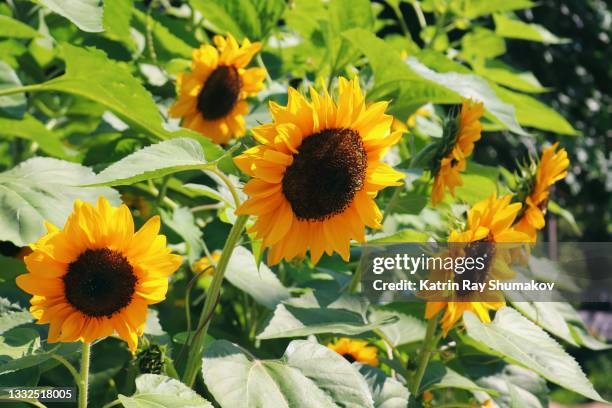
119 374 213 408
37 0 104 32
494 14 569 44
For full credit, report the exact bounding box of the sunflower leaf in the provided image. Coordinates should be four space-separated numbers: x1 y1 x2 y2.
0 61 26 118
36 0 104 32
464 307 607 402
0 15 42 39
86 138 216 187
257 291 397 340
0 157 119 247
357 364 410 408
202 339 375 408
0 114 73 159
118 374 213 408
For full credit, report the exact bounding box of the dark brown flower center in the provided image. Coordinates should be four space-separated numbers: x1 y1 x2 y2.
281 128 367 221
342 353 357 363
455 240 495 298
64 248 137 317
197 65 241 120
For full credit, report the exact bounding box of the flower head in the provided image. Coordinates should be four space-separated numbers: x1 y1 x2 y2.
192 250 221 277
431 99 484 206
234 77 404 265
16 197 182 352
425 193 529 335
327 338 378 366
514 143 569 242
169 34 266 144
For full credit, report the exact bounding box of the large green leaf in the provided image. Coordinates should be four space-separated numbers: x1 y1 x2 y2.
475 365 548 408
0 157 119 246
420 361 498 395
225 246 290 309
257 291 397 340
357 364 409 408
202 339 374 407
118 374 213 408
511 302 578 346
460 27 506 59
473 60 548 93
0 16 41 39
103 0 134 48
343 29 525 135
0 61 26 117
368 308 426 346
494 14 569 44
37 0 104 32
459 0 535 18
464 307 606 402
0 114 72 159
494 85 578 135
190 0 286 40
86 138 216 187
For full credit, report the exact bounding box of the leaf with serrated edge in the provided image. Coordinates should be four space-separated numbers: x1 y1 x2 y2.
464 307 606 402
118 374 213 408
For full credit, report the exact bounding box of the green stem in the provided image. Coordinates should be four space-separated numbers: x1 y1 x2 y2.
390 4 411 37
78 342 91 408
209 167 241 209
101 400 122 408
181 214 249 386
155 175 170 207
411 2 427 29
410 312 440 396
347 255 364 293
0 84 44 97
51 354 80 385
373 328 408 372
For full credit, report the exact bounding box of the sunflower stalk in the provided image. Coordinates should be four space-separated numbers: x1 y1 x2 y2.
410 311 441 396
78 342 91 408
181 213 249 386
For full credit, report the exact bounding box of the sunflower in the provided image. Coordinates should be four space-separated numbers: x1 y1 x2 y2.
15 197 182 352
169 34 266 144
327 338 379 366
234 77 404 265
430 99 484 206
514 142 569 242
425 193 529 335
192 250 221 277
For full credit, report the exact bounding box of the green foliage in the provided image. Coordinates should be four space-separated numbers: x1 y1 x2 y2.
118 374 213 407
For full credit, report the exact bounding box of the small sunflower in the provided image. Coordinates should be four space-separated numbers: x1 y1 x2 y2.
16 197 182 352
192 250 221 277
430 99 484 206
514 142 569 242
234 77 404 265
169 34 266 144
327 338 379 366
425 193 529 335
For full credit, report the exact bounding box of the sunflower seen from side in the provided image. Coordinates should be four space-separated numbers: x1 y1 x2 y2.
234 77 404 265
327 338 379 366
425 193 529 335
430 99 484 206
16 197 182 352
169 34 266 144
514 142 569 242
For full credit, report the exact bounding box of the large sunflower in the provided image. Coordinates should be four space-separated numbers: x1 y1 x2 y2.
514 142 569 242
16 197 182 352
169 34 266 144
425 193 529 335
327 338 379 366
431 99 484 206
234 77 404 265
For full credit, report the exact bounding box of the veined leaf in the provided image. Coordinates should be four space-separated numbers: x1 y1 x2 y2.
473 60 548 93
464 307 606 402
0 61 26 117
225 246 290 309
202 339 374 408
118 374 213 408
37 0 104 32
0 114 72 159
420 361 498 395
494 14 569 44
257 291 397 340
494 85 578 135
0 16 41 39
475 365 549 408
0 158 119 246
357 364 410 408
86 138 216 187
459 0 535 18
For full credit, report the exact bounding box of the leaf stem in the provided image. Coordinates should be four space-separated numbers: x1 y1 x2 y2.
181 214 249 386
51 354 80 385
390 4 411 37
78 342 91 408
0 84 44 97
101 400 122 408
209 167 241 209
410 311 440 396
